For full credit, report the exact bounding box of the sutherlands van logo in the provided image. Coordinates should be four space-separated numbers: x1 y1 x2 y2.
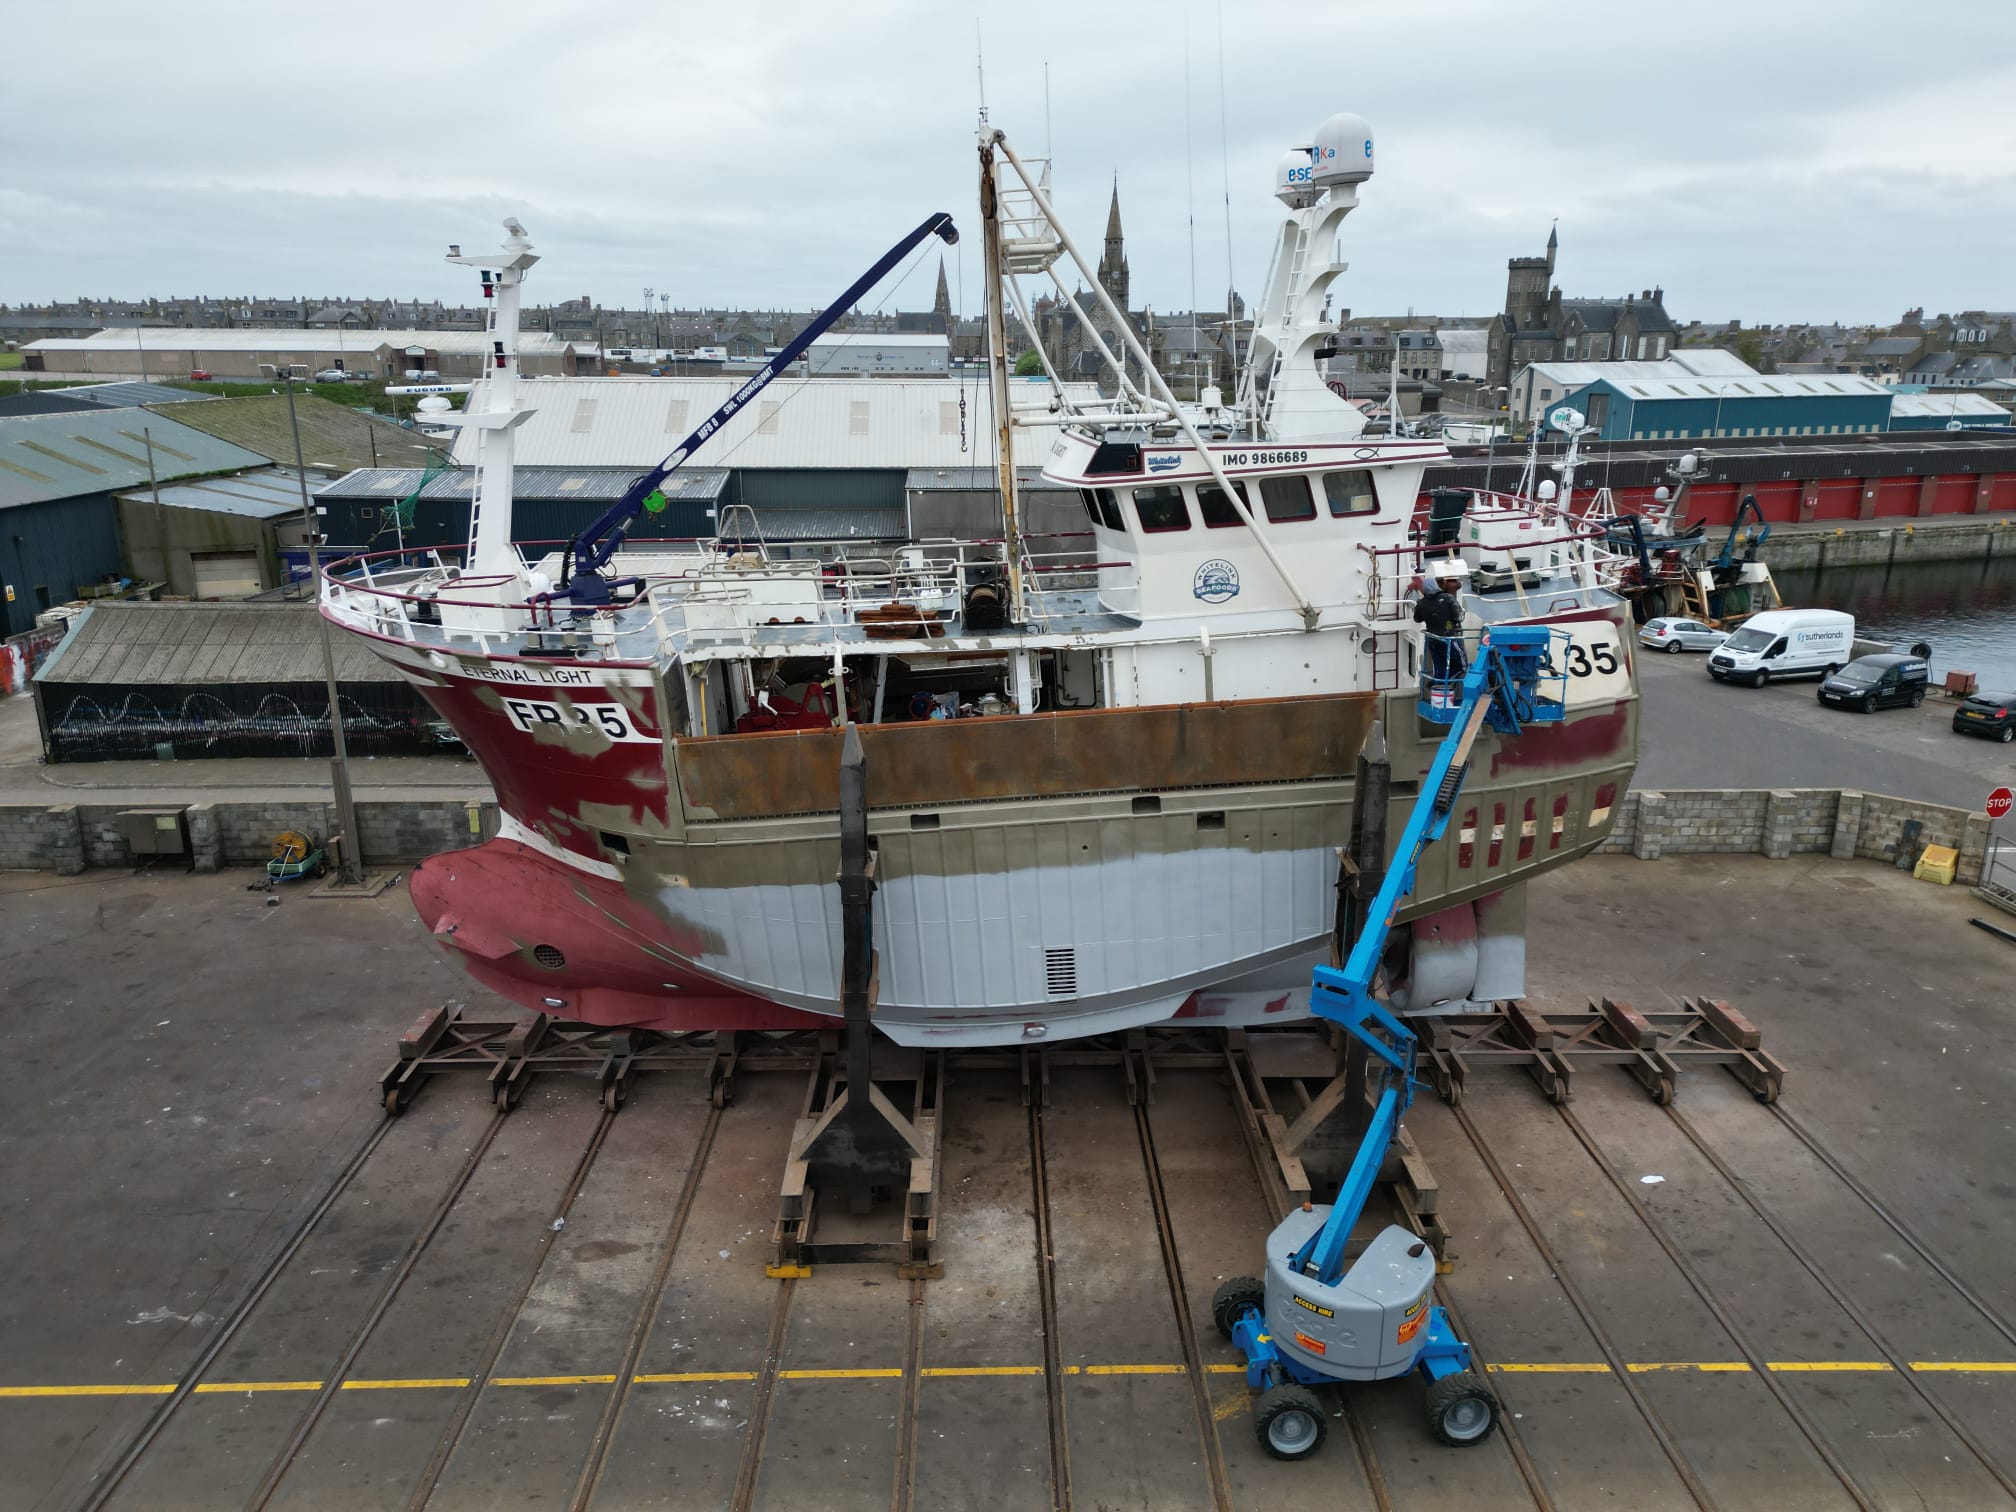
1194 559 1240 603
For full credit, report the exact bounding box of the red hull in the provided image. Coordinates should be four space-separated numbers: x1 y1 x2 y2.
410 837 824 1032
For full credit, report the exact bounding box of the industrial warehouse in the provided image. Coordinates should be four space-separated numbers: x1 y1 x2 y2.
3 14 2016 1512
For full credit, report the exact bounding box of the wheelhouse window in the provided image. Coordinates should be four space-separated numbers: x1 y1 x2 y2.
1259 474 1316 523
1080 487 1123 530
1197 479 1249 529
1132 485 1191 533
1321 471 1377 516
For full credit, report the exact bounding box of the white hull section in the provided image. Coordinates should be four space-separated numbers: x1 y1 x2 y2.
657 840 1337 1047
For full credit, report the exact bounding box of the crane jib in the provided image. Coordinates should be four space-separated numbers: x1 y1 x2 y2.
564 211 958 591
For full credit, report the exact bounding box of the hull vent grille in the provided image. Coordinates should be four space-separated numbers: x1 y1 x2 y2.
1045 947 1078 996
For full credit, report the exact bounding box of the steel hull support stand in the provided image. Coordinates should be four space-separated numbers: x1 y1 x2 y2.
772 724 942 1279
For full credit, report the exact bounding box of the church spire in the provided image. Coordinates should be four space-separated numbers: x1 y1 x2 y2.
932 256 951 323
1098 176 1129 309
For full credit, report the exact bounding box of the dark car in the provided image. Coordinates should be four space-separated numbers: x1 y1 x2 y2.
1952 690 2016 743
1817 654 1929 713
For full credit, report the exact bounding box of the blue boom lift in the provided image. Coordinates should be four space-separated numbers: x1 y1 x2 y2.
1212 623 1568 1460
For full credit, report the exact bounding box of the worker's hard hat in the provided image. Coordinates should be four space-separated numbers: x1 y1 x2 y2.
1426 558 1470 581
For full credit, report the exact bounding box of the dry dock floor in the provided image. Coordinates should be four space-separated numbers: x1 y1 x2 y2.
1 854 2010 1512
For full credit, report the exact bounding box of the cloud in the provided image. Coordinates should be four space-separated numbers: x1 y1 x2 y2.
3 0 2012 324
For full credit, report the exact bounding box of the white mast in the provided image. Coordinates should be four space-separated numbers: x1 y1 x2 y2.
427 221 540 631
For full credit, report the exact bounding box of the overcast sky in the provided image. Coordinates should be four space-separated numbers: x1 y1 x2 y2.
4 1 2013 328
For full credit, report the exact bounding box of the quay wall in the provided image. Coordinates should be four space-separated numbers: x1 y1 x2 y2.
1755 516 2016 572
1597 787 1991 883
0 788 1988 885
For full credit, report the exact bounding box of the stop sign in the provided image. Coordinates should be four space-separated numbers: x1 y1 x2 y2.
1990 787 2015 821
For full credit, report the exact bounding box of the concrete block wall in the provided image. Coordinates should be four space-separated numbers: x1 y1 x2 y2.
1596 786 1990 886
0 798 500 873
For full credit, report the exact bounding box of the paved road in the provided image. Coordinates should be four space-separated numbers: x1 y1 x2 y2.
1634 643 2015 809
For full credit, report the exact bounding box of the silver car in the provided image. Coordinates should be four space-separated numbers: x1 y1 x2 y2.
1637 616 1725 653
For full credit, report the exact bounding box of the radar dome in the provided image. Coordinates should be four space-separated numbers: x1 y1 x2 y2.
1309 112 1374 186
1275 146 1320 207
417 395 452 415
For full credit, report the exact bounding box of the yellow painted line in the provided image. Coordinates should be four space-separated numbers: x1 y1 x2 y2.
777 1368 902 1380
338 1378 470 1390
8 1358 2013 1402
491 1374 619 1387
630 1371 759 1384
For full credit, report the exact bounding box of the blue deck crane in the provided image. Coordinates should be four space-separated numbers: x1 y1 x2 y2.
556 212 959 609
1211 623 1568 1460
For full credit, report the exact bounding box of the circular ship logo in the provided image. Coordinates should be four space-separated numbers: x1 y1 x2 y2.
1193 559 1241 603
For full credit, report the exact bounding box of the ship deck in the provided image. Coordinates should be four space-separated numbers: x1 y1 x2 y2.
6 855 2009 1511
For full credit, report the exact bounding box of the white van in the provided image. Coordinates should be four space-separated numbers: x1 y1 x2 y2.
1707 608 1855 686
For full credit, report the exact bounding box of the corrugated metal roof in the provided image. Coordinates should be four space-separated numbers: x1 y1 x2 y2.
1596 374 1892 401
41 380 218 408
1517 349 1757 391
26 328 582 356
447 375 1071 470
809 333 950 348
151 393 434 472
36 601 400 685
115 466 313 519
317 465 729 502
0 408 272 509
904 465 1066 491
1889 392 2010 419
744 506 906 541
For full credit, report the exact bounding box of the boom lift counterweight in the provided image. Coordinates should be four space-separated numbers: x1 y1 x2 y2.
1213 624 1568 1459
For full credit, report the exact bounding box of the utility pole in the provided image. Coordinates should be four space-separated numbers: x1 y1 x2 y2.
284 375 365 885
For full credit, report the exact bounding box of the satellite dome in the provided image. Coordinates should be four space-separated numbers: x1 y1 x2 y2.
418 395 452 415
1275 146 1320 208
1309 112 1374 187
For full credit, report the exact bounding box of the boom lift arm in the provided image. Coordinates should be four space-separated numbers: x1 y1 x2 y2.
1211 623 1566 1460
561 212 960 605
1294 623 1565 1280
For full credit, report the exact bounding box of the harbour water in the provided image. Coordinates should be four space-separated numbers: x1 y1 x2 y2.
1774 555 2016 692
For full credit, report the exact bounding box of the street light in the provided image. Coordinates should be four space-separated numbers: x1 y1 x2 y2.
282 374 365 886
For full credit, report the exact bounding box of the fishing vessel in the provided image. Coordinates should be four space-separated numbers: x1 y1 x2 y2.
319 114 1640 1046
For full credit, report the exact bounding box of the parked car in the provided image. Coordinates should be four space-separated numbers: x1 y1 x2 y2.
313 367 350 383
187 368 212 381
1817 654 1929 712
1708 608 1855 686
1951 689 2016 743
1637 616 1725 654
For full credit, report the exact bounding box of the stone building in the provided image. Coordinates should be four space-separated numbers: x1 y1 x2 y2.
1486 227 1675 389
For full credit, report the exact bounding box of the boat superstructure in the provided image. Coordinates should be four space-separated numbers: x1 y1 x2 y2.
320 112 1640 1046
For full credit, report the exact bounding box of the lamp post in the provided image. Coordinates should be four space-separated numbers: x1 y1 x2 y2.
283 374 364 885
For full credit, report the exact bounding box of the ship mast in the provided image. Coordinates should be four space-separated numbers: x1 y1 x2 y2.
978 136 1025 623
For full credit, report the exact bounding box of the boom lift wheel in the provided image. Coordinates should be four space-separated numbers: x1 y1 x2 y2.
1424 1371 1499 1446
1212 1276 1266 1341
1255 1384 1327 1460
